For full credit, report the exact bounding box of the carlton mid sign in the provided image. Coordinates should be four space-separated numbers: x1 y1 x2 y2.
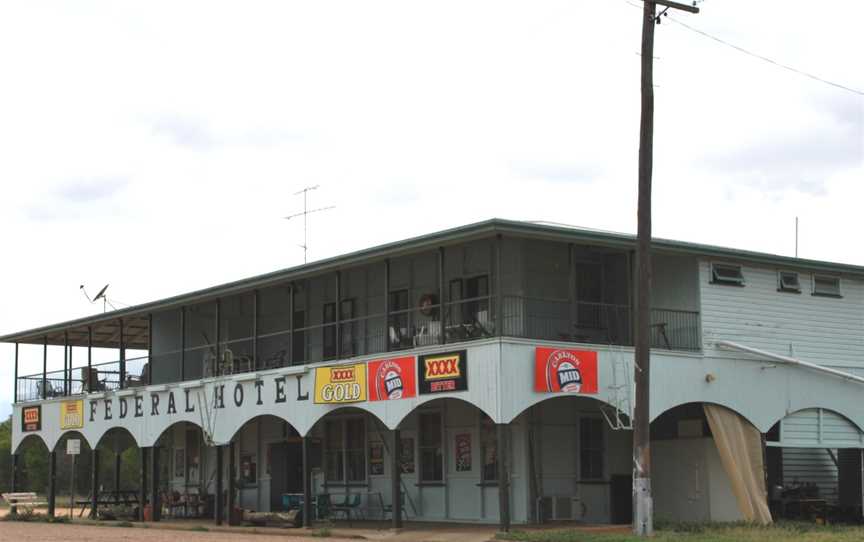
61 400 85 430
314 364 367 404
534 347 598 394
368 356 416 401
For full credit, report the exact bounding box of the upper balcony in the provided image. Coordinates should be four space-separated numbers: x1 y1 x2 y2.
10 233 702 404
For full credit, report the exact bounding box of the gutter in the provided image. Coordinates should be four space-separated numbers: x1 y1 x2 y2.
716 340 864 385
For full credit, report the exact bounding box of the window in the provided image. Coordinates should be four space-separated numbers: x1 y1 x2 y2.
480 414 497 482
778 271 801 293
710 263 744 286
465 275 490 323
419 412 443 482
325 420 344 482
340 298 356 358
813 274 841 297
389 289 410 349
579 417 604 480
323 303 337 359
324 418 367 483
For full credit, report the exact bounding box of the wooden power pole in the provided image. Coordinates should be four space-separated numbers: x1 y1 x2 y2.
633 0 698 536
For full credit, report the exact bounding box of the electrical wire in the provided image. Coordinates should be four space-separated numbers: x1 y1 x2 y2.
667 16 864 96
623 0 864 97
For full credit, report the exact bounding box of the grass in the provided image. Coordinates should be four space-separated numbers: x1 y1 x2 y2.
496 522 864 542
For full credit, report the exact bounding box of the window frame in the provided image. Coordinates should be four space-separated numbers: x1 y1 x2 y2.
812 274 842 298
323 416 368 485
578 416 605 481
777 271 801 293
418 410 445 484
710 262 745 286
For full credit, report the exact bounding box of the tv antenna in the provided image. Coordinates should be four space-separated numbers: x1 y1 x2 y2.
284 185 335 263
80 283 115 313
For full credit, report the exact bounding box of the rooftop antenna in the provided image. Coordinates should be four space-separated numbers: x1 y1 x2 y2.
283 185 335 264
80 283 114 313
795 216 799 258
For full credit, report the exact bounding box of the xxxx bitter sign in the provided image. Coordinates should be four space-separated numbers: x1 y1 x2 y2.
22 405 41 432
418 350 468 394
61 400 85 429
314 363 367 404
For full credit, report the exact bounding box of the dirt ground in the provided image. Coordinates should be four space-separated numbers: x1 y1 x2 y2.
0 522 355 541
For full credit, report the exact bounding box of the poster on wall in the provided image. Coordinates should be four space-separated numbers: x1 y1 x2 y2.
534 347 598 394
369 443 385 475
60 400 84 430
22 406 41 432
418 350 468 394
455 433 472 472
400 438 415 474
241 454 257 484
174 449 185 478
314 364 367 404
368 356 416 401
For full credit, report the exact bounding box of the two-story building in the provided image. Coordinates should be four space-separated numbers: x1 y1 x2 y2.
5 219 864 527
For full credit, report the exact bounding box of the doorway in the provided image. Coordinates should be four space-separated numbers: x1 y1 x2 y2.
269 441 303 511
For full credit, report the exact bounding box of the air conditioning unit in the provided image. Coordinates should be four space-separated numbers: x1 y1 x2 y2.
537 495 586 522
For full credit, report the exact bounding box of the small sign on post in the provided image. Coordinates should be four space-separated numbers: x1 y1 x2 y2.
66 439 81 518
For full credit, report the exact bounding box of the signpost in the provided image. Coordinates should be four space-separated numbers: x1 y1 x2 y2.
67 439 81 518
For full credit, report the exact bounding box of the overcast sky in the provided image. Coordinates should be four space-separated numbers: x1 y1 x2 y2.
0 1 861 418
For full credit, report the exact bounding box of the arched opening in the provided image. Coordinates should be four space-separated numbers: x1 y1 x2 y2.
152 421 210 520
649 402 767 525
226 414 304 516
11 434 50 510
764 407 864 522
301 406 394 523
52 431 93 518
92 427 142 520
512 395 633 526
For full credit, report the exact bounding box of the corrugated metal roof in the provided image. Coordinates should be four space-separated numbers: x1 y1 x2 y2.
2 218 862 346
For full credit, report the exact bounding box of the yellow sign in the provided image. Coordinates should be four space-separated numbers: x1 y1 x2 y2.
60 400 84 430
314 364 367 404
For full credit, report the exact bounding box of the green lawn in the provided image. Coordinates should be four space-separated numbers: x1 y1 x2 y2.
497 522 864 542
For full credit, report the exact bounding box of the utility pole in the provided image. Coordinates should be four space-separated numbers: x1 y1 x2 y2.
633 0 698 537
284 185 335 264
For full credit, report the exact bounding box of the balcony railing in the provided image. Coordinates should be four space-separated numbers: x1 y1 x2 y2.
16 355 150 403
15 297 700 402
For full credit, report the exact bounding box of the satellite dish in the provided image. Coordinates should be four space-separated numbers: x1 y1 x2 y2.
93 284 110 301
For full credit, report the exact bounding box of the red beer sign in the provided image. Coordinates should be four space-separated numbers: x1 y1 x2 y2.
534 347 598 394
368 356 416 401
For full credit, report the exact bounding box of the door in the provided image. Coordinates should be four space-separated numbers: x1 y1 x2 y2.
269 442 304 511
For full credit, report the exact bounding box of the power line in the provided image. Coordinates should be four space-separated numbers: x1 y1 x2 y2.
623 0 864 96
667 16 864 96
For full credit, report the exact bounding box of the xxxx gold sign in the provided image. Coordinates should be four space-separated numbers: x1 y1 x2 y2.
418 350 468 394
314 363 367 404
61 400 85 429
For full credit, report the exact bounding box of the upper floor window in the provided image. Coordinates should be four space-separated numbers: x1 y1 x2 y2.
777 271 801 293
812 274 841 298
710 263 744 286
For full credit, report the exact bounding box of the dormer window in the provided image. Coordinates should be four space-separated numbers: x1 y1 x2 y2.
812 274 841 298
711 263 744 286
777 271 801 293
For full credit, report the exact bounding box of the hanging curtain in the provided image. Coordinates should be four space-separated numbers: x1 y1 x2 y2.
703 404 773 524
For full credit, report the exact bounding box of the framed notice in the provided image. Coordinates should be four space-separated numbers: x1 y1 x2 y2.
534 347 598 394
455 433 472 472
418 350 468 394
369 443 385 475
